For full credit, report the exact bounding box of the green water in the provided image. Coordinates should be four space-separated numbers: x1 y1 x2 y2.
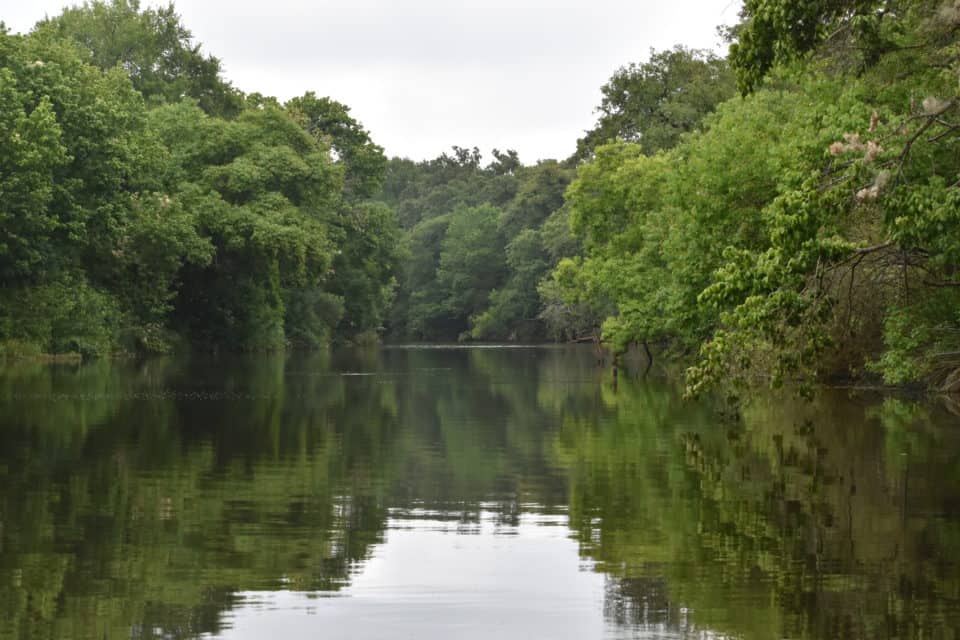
1 346 958 639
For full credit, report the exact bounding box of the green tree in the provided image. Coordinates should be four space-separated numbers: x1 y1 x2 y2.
149 101 342 349
729 0 890 94
470 229 549 340
0 43 69 285
498 160 572 239
325 201 401 341
436 204 507 338
286 92 387 200
0 29 210 355
555 83 848 373
377 147 526 338
34 0 242 115
688 0 960 392
574 46 735 160
284 92 400 341
396 213 454 338
468 161 575 340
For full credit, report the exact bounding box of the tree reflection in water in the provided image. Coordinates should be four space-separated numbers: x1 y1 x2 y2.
0 347 957 639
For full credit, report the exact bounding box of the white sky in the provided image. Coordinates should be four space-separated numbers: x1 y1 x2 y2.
3 0 742 163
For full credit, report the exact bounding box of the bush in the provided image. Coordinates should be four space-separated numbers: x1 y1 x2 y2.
0 277 119 357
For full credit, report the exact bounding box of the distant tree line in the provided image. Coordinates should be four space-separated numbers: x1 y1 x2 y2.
378 46 735 343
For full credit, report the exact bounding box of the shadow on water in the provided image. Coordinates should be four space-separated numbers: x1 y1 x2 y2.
0 347 958 639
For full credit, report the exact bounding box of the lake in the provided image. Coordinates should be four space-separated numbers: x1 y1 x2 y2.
1 346 958 639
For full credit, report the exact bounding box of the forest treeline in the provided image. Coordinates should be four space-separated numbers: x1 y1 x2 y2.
2 0 960 393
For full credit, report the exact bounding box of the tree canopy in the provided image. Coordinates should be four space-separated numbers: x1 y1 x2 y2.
573 46 736 160
34 0 242 115
0 2 397 355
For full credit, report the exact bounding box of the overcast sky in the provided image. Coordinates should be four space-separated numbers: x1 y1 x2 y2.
4 0 742 163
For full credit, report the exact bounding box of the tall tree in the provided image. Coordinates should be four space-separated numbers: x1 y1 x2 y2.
149 101 342 349
34 0 242 116
573 46 735 160
286 92 387 201
0 28 212 355
436 203 507 335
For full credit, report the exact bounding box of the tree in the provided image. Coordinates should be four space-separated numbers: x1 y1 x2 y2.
0 28 211 355
149 101 342 349
573 46 735 160
324 202 401 340
1 4 398 356
284 93 400 341
397 213 454 339
34 0 242 115
286 92 387 200
487 148 521 175
378 148 576 341
556 82 851 378
687 0 960 392
470 229 549 340
436 204 507 338
729 0 889 94
0 39 69 286
498 160 573 239
467 161 575 340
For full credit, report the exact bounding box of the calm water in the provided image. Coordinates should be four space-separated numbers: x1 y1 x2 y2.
1 346 958 640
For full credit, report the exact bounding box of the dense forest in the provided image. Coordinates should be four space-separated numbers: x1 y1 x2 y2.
2 0 960 394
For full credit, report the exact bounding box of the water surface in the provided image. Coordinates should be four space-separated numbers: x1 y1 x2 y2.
1 347 958 639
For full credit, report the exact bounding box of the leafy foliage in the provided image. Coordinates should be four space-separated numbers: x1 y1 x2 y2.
554 0 960 393
286 92 387 201
379 151 575 341
0 3 396 355
574 46 736 159
730 0 888 93
34 0 242 115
